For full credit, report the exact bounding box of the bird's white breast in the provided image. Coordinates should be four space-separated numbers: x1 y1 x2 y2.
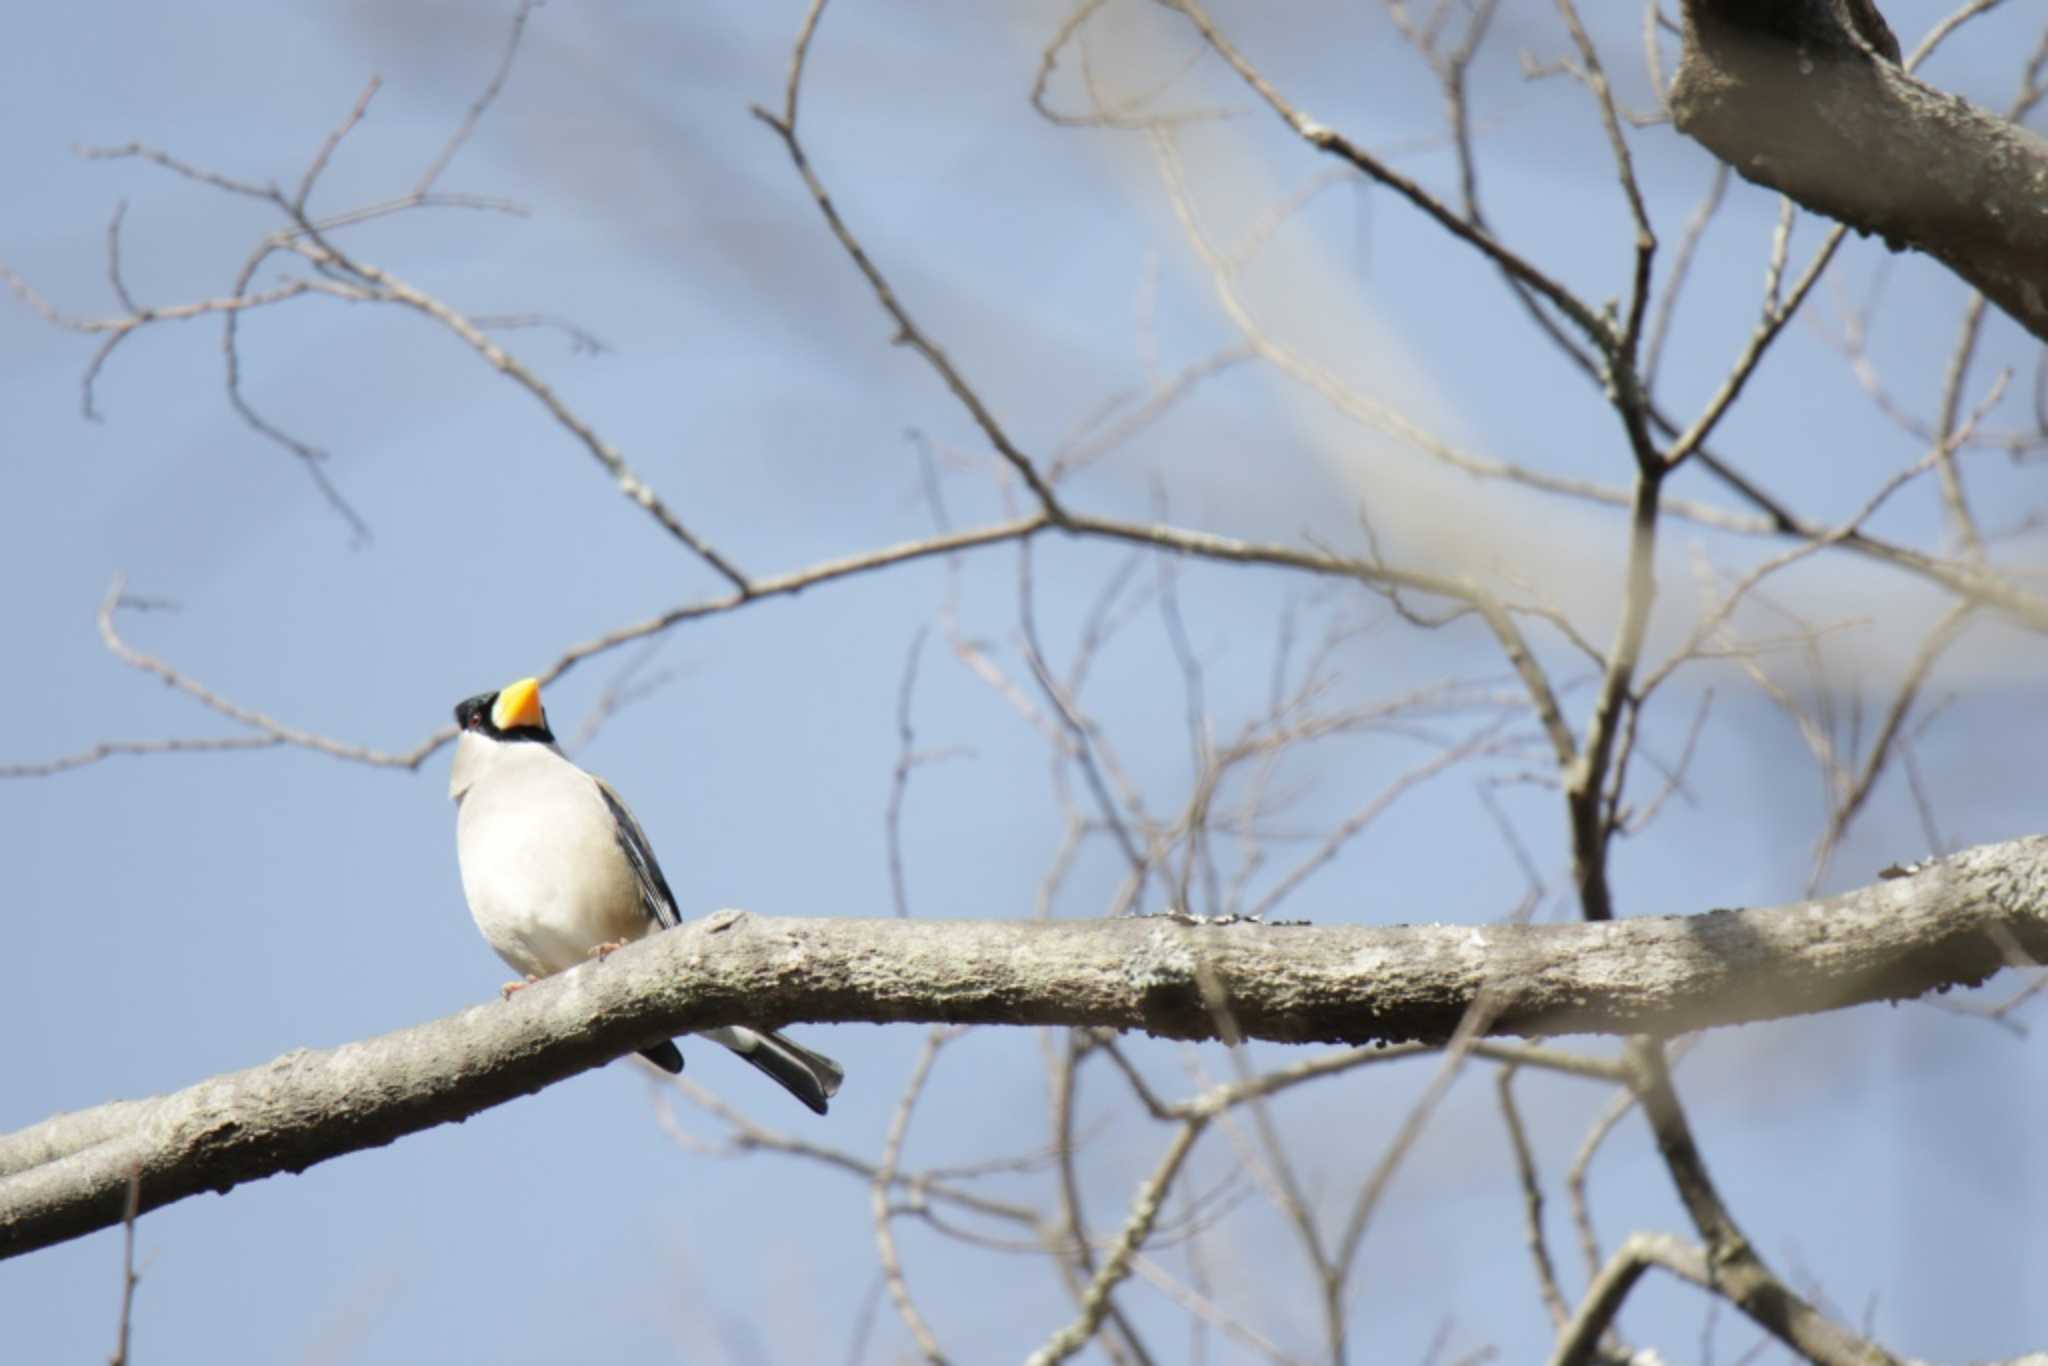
451 735 652 979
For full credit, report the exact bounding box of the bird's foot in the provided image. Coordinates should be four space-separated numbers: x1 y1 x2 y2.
500 974 540 1000
587 941 626 961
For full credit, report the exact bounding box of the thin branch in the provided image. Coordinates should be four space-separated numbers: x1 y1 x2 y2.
886 628 970 918
312 247 751 588
1025 1119 1206 1366
415 0 539 194
1145 128 1764 539
294 77 380 215
106 1167 142 1366
1268 715 1526 904
1045 1033 1154 1366
871 1027 957 1365
1172 0 1614 353
1546 1231 1711 1366
1928 292 1992 557
0 734 285 779
1553 0 1658 372
1565 474 1662 921
1809 602 1976 891
1333 988 1507 1277
751 0 1066 518
75 141 274 199
1127 1252 1307 1366
0 264 323 420
1566 1076 1647 1281
1662 222 1852 472
1625 1038 1898 1364
1643 163 1727 390
76 577 443 770
559 639 680 757
655 1081 1040 1227
1497 1068 1571 1331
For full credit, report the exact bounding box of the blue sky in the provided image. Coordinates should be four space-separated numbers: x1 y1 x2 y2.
3 2 2044 1361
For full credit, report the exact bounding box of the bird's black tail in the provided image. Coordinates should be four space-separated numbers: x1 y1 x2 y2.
702 1026 844 1115
639 1040 685 1073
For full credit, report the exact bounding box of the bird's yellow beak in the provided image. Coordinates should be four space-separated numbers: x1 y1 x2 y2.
491 677 545 731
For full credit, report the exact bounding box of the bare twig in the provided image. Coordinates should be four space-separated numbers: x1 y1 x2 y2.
1045 1033 1154 1366
1625 1039 1898 1364
1497 1068 1571 1330
655 1080 1040 1227
1809 602 1976 891
294 77 380 215
1552 0 1657 375
107 1167 142 1366
1643 164 1728 390
1546 1231 1711 1366
74 577 444 770
1025 1119 1206 1366
1332 989 1508 1279
871 1027 958 1365
752 0 1065 518
559 640 679 757
415 0 540 194
310 247 751 587
0 733 284 779
1172 0 1612 352
885 628 970 918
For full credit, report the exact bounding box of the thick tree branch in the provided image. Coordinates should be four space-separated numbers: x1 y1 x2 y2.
3 836 2045 1262
1672 0 2048 342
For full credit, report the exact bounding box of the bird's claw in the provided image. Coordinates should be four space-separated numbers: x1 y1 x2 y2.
500 975 540 1000
587 941 625 961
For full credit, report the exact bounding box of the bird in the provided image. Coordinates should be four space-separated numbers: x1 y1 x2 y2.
447 675 843 1115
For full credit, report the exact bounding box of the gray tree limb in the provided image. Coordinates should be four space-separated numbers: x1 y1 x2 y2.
1672 0 2048 343
5 835 2047 1262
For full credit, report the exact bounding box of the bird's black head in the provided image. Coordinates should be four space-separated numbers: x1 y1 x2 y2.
455 677 554 743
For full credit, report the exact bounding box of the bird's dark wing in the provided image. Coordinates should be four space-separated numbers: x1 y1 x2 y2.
594 777 683 930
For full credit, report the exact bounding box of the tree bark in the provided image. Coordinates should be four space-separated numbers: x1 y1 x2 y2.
5 835 2047 1261
1672 0 2048 342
